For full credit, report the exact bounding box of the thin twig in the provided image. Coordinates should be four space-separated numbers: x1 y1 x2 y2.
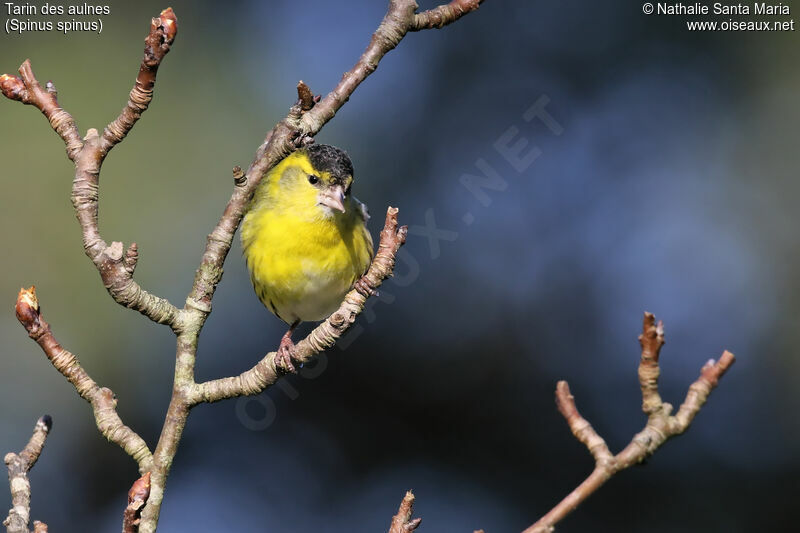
0 65 82 159
412 0 484 30
15 287 153 473
638 312 664 414
3 416 52 533
388 491 422 533
523 312 735 533
101 9 177 153
554 382 613 466
297 0 483 135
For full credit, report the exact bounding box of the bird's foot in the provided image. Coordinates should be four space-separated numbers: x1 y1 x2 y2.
275 330 298 374
354 276 378 298
291 131 314 148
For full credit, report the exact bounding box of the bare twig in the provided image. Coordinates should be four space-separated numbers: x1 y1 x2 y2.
0 66 82 160
15 287 153 473
388 491 422 533
638 313 664 414
122 473 152 533
554 382 613 467
523 312 736 533
412 0 484 30
3 416 52 533
101 9 177 153
297 0 483 135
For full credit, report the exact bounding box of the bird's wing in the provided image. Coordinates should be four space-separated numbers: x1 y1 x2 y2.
353 196 375 267
353 196 370 224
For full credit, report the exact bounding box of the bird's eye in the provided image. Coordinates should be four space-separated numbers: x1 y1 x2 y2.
308 175 319 185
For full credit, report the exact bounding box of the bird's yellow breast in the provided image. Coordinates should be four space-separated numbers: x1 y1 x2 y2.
241 194 372 324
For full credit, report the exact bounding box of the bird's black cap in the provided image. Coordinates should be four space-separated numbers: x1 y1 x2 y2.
304 144 354 181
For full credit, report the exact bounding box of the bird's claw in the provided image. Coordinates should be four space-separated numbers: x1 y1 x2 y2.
354 277 377 298
275 335 298 374
291 132 314 148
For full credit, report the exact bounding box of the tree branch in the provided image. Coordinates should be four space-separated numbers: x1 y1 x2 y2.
3 416 52 533
0 9 181 330
192 207 407 403
388 491 422 533
411 0 484 30
15 287 153 474
523 312 736 533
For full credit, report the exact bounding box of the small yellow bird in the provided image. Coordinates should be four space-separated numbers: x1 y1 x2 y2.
241 144 374 371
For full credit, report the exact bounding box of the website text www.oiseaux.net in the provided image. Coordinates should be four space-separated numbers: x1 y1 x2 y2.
643 3 796 32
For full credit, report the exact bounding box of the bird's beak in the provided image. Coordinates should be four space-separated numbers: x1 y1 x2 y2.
318 185 346 213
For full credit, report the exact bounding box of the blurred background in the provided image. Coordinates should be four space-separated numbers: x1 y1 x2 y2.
1 1 797 531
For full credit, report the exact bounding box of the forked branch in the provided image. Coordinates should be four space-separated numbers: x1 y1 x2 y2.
388 491 422 533
1 9 181 330
523 313 735 533
3 416 52 533
0 64 82 160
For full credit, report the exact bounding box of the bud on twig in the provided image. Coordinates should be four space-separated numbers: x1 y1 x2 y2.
37 415 53 433
232 165 246 185
0 74 26 101
123 472 151 533
297 80 316 111
15 286 40 329
128 471 151 505
159 8 178 43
